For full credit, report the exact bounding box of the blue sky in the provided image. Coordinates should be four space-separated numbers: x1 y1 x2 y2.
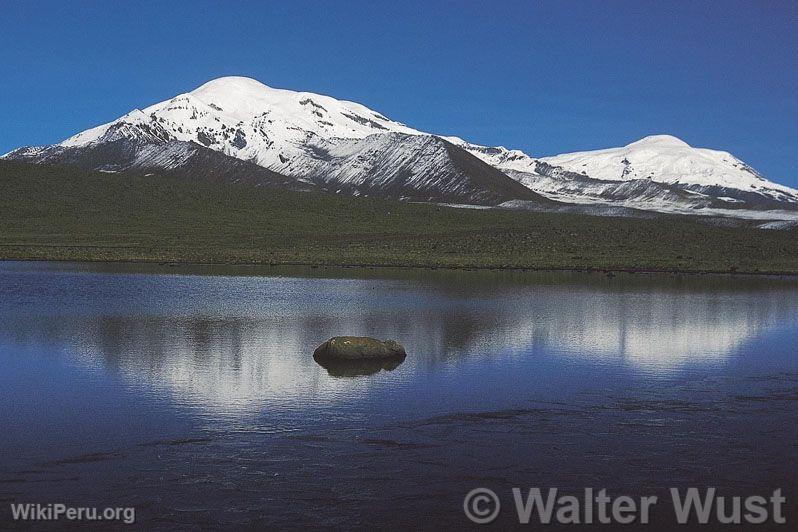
2 0 796 185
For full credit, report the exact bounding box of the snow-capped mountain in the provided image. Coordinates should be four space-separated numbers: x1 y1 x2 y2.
4 76 797 216
5 77 548 206
542 135 798 207
60 76 422 167
450 135 798 212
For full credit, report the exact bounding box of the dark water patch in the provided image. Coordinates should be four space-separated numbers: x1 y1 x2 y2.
287 434 337 443
734 387 798 402
398 407 568 429
139 438 213 447
42 452 126 467
359 438 437 450
611 398 720 413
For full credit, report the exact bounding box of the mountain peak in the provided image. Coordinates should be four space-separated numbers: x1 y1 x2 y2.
187 76 289 121
191 76 273 98
627 135 690 149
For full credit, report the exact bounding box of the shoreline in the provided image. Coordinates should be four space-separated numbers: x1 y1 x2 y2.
3 256 798 279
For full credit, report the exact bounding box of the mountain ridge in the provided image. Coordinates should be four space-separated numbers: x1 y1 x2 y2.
4 76 797 216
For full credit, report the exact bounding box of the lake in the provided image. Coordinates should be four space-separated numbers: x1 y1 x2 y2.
0 262 796 529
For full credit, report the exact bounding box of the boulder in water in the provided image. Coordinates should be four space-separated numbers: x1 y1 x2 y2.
313 336 406 361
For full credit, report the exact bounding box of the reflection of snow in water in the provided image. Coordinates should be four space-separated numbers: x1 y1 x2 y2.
465 290 786 372
2 268 798 413
63 318 382 415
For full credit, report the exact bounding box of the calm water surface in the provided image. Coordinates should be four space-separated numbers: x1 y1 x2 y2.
0 262 796 529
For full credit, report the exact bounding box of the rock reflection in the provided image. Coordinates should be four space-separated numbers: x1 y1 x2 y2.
313 355 406 378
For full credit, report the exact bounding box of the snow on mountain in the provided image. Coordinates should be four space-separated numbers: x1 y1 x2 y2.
278 132 549 204
448 135 798 213
60 76 422 172
5 76 798 216
8 138 307 190
11 77 544 205
541 135 798 201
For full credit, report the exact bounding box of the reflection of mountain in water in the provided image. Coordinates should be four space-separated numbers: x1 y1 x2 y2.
461 289 794 371
1 265 797 413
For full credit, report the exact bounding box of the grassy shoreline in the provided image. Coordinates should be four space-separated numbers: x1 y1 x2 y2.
2 160 798 276
4 256 798 278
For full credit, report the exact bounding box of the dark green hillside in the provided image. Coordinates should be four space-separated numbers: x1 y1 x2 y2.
1 160 796 274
